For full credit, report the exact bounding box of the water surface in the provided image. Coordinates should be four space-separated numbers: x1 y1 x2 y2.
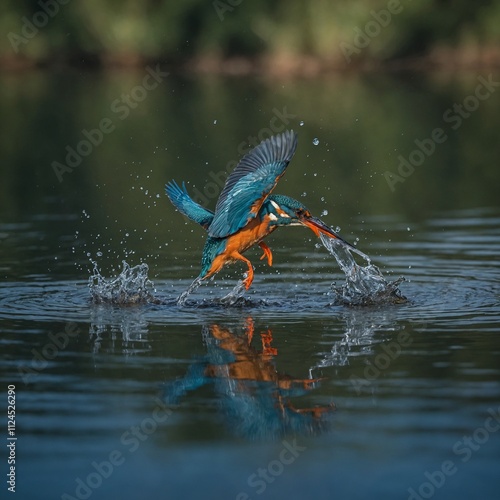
1 71 500 500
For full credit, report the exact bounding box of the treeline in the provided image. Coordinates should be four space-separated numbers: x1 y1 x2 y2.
1 0 500 70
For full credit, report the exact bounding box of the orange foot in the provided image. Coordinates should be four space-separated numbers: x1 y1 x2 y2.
261 329 278 356
244 317 255 345
301 378 325 389
258 242 273 267
291 403 336 418
242 270 254 290
233 252 254 290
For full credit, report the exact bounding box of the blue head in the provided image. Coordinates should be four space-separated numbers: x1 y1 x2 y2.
263 195 345 239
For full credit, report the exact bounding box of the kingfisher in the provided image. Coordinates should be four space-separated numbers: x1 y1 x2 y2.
166 130 351 291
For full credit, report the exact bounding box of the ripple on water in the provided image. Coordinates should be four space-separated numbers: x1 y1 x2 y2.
1 209 499 326
0 281 91 323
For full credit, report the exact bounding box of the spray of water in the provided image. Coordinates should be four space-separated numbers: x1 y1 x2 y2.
319 234 406 306
220 279 247 306
177 276 204 306
177 276 249 306
89 260 161 305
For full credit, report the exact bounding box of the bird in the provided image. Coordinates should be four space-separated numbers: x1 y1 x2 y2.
166 130 351 291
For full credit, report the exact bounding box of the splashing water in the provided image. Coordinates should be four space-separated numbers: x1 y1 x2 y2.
319 234 406 306
178 276 249 306
177 276 204 306
89 260 161 305
220 279 247 306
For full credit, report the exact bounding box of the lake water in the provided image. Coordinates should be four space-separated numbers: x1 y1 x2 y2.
1 70 500 500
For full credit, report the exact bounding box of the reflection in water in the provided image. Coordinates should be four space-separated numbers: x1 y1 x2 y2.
164 319 335 439
310 311 396 374
89 305 151 354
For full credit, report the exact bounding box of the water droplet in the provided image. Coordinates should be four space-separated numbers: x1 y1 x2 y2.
301 192 307 197
96 251 103 257
335 226 341 233
320 197 325 202
299 121 304 126
312 138 319 146
213 119 217 125
407 227 410 231
321 210 329 216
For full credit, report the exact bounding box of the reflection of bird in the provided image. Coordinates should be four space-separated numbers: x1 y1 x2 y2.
164 320 335 439
166 130 352 290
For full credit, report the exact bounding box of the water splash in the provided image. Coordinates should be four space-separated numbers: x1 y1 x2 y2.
178 277 250 307
89 260 161 305
177 276 204 306
220 279 247 306
319 234 406 306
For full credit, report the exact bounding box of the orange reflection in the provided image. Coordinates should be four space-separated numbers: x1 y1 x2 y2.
165 318 335 438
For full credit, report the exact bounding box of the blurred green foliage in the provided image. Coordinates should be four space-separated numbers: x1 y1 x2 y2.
1 0 500 68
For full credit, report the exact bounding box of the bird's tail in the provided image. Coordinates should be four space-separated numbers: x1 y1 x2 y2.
165 181 214 229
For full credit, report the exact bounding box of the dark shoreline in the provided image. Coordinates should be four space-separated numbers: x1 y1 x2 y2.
2 46 500 75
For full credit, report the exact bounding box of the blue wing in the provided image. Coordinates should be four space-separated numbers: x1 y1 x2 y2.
208 130 298 238
165 181 214 229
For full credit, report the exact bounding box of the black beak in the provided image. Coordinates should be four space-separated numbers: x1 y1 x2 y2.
301 216 355 249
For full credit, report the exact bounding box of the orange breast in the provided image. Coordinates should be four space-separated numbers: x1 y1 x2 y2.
224 215 275 255
204 215 276 278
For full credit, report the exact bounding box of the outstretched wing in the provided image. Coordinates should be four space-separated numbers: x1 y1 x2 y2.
165 181 214 229
208 130 298 238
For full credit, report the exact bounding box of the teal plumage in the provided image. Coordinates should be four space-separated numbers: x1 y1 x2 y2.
165 130 348 291
200 237 227 278
165 180 214 229
208 130 298 238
